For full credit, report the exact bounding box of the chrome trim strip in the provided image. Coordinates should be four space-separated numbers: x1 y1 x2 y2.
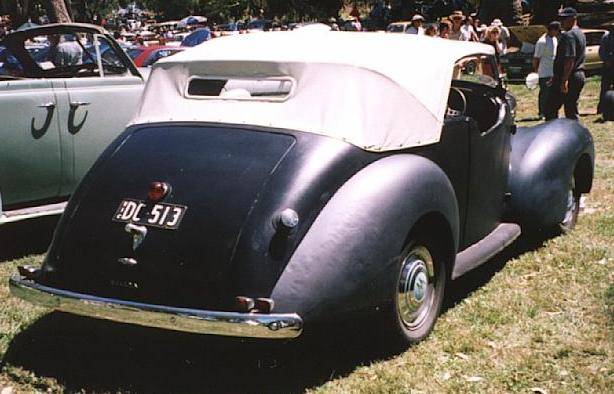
0 202 66 224
9 276 303 339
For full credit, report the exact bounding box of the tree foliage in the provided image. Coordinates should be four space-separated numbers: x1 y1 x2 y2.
139 0 345 21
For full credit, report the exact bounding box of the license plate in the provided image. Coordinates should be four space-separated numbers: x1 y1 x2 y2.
508 67 522 73
113 199 187 230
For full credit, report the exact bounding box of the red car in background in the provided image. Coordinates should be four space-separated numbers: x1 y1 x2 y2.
128 45 185 67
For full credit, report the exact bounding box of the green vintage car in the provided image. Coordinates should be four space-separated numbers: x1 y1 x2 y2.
0 23 145 223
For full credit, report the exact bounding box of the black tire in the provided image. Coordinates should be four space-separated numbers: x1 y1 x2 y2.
378 239 446 348
602 90 614 121
559 175 580 233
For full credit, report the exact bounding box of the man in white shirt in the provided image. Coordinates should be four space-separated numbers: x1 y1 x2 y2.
406 14 424 35
533 21 561 119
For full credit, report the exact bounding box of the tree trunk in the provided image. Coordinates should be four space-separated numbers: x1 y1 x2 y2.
46 0 72 23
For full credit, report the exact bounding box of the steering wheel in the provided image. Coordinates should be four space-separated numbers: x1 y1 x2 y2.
446 87 467 118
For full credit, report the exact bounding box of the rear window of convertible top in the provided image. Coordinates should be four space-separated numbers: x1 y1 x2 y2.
186 77 294 101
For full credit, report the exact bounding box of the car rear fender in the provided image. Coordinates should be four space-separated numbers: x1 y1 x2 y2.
271 154 459 322
506 119 594 228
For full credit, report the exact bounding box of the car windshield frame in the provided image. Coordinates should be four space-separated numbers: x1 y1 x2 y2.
0 24 141 79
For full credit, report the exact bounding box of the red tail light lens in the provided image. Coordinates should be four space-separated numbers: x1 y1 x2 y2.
148 182 170 201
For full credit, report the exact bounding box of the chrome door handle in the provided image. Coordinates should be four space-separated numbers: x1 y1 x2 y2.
37 102 56 109
70 101 91 107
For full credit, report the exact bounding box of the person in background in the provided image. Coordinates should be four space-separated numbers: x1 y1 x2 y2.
490 19 510 53
481 26 504 77
448 11 469 41
533 21 561 119
113 30 124 43
51 34 83 67
327 17 340 31
473 15 486 41
546 7 587 121
483 26 503 63
439 21 451 39
597 25 614 115
462 15 479 41
345 17 362 31
425 23 439 37
407 14 425 35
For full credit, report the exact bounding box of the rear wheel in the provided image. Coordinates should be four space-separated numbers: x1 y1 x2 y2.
379 240 446 347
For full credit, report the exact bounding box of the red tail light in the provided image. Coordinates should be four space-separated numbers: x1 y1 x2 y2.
148 182 170 201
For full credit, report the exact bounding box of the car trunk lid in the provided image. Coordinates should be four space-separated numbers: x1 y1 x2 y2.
52 125 295 309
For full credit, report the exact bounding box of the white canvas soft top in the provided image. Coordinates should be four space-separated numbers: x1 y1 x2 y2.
132 31 495 151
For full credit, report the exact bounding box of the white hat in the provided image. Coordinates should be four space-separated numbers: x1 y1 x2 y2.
412 15 424 22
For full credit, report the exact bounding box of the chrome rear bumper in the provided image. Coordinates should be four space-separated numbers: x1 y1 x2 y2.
9 276 302 339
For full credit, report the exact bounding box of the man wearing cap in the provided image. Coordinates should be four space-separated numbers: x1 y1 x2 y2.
597 25 614 115
407 15 424 35
546 7 587 121
533 21 561 119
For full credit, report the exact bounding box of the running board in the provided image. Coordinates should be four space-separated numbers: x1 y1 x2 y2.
452 223 521 280
0 202 67 224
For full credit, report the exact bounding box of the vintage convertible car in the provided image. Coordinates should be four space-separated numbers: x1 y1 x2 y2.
0 23 144 224
10 32 594 347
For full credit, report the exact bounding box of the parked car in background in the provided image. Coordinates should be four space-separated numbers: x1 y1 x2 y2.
0 23 145 224
10 33 593 349
149 21 180 34
218 22 245 36
502 25 607 81
181 27 212 47
584 28 609 72
246 19 272 33
387 21 412 33
128 45 185 67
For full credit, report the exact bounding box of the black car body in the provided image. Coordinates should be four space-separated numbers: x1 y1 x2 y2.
10 33 594 346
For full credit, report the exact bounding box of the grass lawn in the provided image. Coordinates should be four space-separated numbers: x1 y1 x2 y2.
0 78 611 393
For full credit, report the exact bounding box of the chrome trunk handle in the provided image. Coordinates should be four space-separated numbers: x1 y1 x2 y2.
69 101 91 107
37 102 56 109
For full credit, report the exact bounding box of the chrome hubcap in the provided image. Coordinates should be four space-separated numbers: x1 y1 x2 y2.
397 246 435 329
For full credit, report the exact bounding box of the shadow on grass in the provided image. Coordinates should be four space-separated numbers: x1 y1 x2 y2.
443 231 554 311
2 312 385 393
0 216 59 263
1 232 555 393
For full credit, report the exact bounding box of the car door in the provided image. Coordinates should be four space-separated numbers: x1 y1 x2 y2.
56 34 144 193
0 58 62 207
453 55 513 246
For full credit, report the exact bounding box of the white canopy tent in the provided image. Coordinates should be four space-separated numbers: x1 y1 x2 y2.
132 31 495 152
